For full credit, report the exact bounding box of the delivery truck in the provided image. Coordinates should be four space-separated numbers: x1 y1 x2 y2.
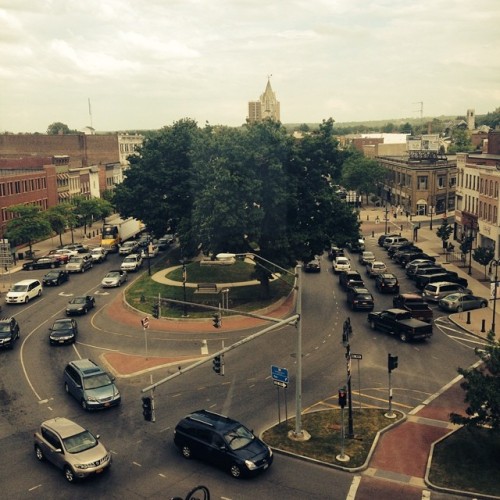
101 217 143 253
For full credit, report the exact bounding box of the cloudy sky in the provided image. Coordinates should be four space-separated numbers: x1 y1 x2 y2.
1 0 499 133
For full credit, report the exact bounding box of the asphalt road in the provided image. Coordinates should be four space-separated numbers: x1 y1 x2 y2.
0 244 478 499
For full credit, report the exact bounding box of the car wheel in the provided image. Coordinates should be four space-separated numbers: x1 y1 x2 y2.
24 296 29 303
399 332 408 342
64 383 69 393
370 320 376 330
50 263 55 268
64 465 76 483
118 281 121 287
81 267 85 273
37 290 42 297
83 307 88 314
81 399 88 410
230 463 242 478
181 445 192 459
35 445 44 461
28 265 34 271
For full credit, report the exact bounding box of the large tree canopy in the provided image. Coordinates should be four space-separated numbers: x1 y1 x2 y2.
113 118 360 266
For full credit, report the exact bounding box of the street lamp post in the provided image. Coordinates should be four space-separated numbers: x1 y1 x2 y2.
181 259 188 317
489 259 500 335
467 226 474 276
216 252 307 440
384 205 389 235
429 205 434 230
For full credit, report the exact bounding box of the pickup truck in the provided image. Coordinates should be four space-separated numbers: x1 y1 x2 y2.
392 293 433 323
367 308 433 342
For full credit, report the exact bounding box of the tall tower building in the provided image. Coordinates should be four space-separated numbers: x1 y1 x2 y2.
247 77 281 123
467 109 475 130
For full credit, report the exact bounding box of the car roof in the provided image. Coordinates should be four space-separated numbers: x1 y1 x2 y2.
12 279 40 285
42 417 85 438
379 273 396 278
183 409 237 431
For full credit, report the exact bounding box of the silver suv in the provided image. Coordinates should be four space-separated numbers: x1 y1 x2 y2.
34 417 111 483
120 253 143 272
422 281 469 302
64 358 121 410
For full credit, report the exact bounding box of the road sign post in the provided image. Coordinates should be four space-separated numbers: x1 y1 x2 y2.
271 366 289 426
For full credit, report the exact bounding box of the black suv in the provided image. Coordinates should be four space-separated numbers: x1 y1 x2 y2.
0 317 20 349
173 409 273 478
339 270 363 290
346 286 374 311
375 273 400 293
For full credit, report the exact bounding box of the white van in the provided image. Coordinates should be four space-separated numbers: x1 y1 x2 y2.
383 236 408 249
6 279 43 304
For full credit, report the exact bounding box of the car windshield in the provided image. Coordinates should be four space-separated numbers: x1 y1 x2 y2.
63 430 98 454
69 257 82 263
106 272 119 278
444 294 461 301
124 256 136 262
0 324 11 333
84 373 112 390
11 285 28 292
357 294 372 300
224 425 254 450
53 321 71 331
45 271 58 278
70 297 86 304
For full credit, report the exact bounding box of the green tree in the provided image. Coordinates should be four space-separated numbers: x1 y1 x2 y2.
341 151 387 204
450 330 500 430
399 122 412 134
45 205 68 247
448 128 473 154
473 246 494 279
46 122 78 135
5 204 52 256
476 107 500 129
436 218 453 251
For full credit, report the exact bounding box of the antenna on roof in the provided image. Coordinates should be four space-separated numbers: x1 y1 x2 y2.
88 98 94 130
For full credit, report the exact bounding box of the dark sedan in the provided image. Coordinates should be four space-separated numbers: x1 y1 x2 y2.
304 258 321 273
22 257 61 270
66 296 95 316
49 318 78 345
42 269 69 286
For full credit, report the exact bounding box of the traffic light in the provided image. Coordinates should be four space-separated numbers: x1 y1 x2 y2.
388 353 399 372
212 313 222 328
142 396 153 421
152 303 159 319
338 388 347 408
212 355 224 375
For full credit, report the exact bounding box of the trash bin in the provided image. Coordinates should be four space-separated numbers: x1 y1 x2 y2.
18 252 24 260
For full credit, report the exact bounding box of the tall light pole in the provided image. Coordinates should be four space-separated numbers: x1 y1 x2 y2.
384 205 389 235
429 205 434 230
181 259 188 317
467 226 474 276
489 259 500 335
216 252 307 440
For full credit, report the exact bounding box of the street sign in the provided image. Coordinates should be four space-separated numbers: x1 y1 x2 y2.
273 380 288 388
271 365 289 383
141 317 150 329
351 353 363 360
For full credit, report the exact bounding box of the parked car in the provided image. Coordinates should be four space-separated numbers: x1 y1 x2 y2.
66 295 95 316
64 358 121 410
359 251 375 265
415 271 468 290
346 286 374 311
89 247 108 263
119 241 139 256
22 257 61 270
422 282 470 302
66 254 93 273
332 256 351 274
375 273 400 293
120 253 143 272
304 258 321 273
157 234 175 250
173 409 273 478
0 317 20 350
101 270 128 288
49 318 78 345
42 269 70 287
5 279 42 304
378 233 400 247
406 262 442 279
34 417 112 483
438 293 488 312
398 252 436 267
48 249 76 263
346 238 365 253
366 261 387 278
339 270 362 290
383 236 409 249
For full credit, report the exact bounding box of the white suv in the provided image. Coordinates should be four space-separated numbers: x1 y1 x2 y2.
6 279 42 304
333 256 351 274
120 253 143 272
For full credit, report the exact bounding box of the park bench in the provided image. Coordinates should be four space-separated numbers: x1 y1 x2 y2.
195 283 218 294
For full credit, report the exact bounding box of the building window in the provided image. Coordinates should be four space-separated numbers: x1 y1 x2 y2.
494 206 498 224
490 180 493 196
438 176 446 188
417 176 428 190
479 201 483 218
496 182 499 197
449 176 456 187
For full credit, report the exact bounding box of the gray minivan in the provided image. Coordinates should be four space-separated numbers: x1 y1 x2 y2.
64 359 121 410
422 281 469 302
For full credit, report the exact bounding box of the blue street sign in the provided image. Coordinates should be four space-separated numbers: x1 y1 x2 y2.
271 365 289 383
